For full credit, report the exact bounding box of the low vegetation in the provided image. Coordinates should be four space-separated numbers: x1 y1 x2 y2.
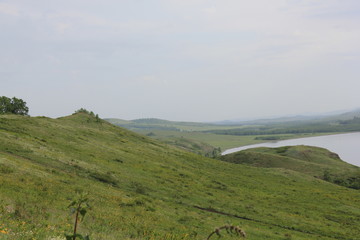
66 193 91 240
221 145 360 189
147 133 222 158
0 113 360 239
206 225 246 239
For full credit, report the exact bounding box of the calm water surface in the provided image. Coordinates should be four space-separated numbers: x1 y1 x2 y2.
222 132 360 167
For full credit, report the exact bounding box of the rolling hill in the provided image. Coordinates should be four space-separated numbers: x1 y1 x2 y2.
0 113 360 239
221 145 360 189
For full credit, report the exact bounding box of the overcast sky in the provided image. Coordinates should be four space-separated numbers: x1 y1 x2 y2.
1 0 360 121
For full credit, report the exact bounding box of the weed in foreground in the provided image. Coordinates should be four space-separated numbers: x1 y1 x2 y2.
65 193 91 240
206 225 246 239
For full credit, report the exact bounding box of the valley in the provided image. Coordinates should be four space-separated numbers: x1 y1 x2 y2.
106 109 360 158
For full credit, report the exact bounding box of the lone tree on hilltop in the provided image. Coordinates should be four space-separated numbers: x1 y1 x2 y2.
0 96 29 115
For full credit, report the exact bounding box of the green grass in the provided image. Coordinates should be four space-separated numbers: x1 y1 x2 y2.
0 113 360 239
151 134 221 158
221 145 360 189
135 129 336 151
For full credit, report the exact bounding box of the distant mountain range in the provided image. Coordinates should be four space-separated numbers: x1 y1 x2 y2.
213 108 360 125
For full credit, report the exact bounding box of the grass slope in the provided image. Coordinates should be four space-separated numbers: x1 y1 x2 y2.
0 114 360 239
221 146 360 189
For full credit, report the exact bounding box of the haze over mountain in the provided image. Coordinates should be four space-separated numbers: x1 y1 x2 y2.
107 108 360 127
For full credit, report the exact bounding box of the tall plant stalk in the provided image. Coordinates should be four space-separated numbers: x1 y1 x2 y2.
66 193 91 240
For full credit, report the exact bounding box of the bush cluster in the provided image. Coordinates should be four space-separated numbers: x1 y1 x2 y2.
0 96 29 115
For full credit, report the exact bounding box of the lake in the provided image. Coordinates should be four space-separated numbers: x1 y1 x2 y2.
222 132 360 167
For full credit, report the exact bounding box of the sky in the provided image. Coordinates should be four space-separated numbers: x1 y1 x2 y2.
1 0 360 122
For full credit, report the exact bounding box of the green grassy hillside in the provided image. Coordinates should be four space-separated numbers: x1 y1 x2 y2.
1 113 360 239
221 146 360 189
153 135 222 158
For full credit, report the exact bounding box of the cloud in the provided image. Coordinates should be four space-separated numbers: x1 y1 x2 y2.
47 11 109 26
1 0 360 120
137 75 168 86
55 23 71 34
0 3 19 16
202 6 217 14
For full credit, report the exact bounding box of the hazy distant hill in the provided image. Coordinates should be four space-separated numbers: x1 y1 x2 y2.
105 117 220 131
205 109 360 136
1 113 360 239
107 109 360 131
321 109 360 121
216 109 360 125
218 108 359 124
214 115 323 125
